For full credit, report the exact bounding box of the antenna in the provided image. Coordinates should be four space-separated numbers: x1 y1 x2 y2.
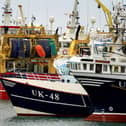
49 16 54 34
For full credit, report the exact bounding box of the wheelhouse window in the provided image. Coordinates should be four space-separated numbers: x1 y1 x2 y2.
73 63 76 70
90 64 94 71
121 66 125 73
114 66 119 72
83 64 87 70
71 63 74 69
103 65 108 72
71 63 80 70
77 63 81 70
63 42 70 48
80 47 91 56
75 63 78 70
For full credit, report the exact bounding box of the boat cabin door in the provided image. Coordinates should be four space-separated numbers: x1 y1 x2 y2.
95 64 102 73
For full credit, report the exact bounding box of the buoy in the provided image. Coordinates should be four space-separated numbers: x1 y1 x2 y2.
35 45 46 57
37 40 51 57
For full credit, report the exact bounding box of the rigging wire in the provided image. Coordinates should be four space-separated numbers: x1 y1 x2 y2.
85 0 90 33
44 0 49 30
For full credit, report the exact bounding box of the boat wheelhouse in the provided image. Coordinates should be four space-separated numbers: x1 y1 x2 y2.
69 56 126 77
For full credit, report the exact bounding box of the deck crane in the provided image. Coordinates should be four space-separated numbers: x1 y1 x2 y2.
95 0 113 31
18 5 25 26
67 0 80 33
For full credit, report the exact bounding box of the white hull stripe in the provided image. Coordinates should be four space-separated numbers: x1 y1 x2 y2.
11 94 86 108
72 72 126 80
4 77 87 95
93 112 126 116
14 106 56 115
0 90 6 92
80 80 104 85
77 77 112 83
81 83 100 87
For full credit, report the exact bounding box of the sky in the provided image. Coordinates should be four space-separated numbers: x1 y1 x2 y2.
0 0 125 32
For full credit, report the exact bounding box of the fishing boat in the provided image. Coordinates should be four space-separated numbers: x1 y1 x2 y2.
0 72 93 117
0 23 94 117
0 0 82 100
69 47 126 122
67 1 126 122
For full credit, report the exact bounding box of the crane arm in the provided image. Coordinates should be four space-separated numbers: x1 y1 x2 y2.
67 0 79 31
18 5 25 26
95 0 113 31
71 0 79 25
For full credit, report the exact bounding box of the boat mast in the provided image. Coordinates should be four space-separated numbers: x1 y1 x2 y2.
67 0 80 34
18 5 25 26
2 0 12 26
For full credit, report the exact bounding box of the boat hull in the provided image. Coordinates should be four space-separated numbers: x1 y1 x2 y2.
71 72 126 122
0 77 93 117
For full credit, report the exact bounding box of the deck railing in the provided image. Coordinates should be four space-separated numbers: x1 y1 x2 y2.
2 72 61 82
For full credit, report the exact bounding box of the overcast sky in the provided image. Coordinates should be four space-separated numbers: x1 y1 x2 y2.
0 0 124 31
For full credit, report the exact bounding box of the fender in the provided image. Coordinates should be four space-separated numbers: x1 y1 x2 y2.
35 45 46 57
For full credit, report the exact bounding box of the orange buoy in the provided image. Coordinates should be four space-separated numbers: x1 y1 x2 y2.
35 45 46 57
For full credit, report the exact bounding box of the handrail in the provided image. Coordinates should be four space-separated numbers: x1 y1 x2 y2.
17 72 61 81
1 72 61 82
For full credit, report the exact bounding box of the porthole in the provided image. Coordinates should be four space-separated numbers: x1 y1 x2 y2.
109 106 113 111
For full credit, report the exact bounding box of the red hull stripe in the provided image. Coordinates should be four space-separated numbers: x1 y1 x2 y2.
0 92 9 100
0 82 9 100
84 113 126 123
4 12 12 14
0 26 20 28
3 72 60 80
95 60 110 63
0 83 5 90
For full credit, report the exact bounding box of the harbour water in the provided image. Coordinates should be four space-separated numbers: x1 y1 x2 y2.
0 100 125 126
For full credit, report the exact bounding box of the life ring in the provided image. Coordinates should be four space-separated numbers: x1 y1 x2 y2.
62 49 68 55
35 45 46 57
